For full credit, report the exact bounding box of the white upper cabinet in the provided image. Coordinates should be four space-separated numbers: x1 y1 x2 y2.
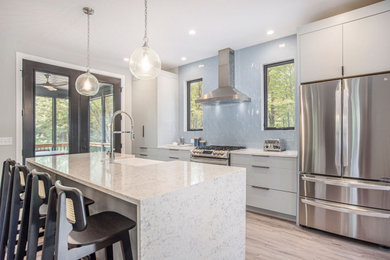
299 25 343 83
298 2 390 83
343 11 390 77
132 71 178 150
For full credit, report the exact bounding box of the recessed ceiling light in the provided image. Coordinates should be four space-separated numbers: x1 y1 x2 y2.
279 43 286 48
198 64 204 68
181 57 187 61
188 29 196 35
123 57 129 62
267 30 274 35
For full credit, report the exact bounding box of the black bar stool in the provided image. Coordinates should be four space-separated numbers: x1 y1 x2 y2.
42 181 136 260
14 170 96 260
0 164 28 260
0 159 16 236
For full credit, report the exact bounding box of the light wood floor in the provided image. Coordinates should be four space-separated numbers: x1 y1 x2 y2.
246 212 390 260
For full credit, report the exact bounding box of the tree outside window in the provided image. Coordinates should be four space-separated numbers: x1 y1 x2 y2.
264 60 295 130
187 79 203 131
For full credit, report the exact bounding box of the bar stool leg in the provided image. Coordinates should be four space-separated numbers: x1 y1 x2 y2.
120 232 133 260
105 245 113 260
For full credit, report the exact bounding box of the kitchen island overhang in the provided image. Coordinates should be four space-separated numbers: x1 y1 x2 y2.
26 152 246 259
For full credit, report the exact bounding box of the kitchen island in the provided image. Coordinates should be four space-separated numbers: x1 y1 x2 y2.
26 152 246 259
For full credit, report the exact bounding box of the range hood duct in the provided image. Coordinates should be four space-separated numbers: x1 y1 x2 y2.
195 48 251 104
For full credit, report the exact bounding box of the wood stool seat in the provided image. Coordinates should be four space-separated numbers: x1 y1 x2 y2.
68 211 136 247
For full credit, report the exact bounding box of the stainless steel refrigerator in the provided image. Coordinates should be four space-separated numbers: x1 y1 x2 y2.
299 72 390 246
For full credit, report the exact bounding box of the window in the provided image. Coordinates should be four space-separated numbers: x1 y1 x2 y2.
34 71 70 156
89 84 114 152
187 79 203 131
264 60 295 130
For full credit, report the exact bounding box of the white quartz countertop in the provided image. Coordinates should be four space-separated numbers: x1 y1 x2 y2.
230 148 298 158
26 152 244 204
157 145 194 150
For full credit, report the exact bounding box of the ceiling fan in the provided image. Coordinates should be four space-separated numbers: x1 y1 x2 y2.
37 73 68 91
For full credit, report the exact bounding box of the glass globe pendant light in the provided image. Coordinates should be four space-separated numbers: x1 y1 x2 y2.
75 7 99 96
129 0 161 80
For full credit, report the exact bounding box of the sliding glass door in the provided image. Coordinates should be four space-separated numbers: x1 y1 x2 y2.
22 60 121 161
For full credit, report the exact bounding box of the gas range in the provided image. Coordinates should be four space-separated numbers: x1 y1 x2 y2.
190 145 246 165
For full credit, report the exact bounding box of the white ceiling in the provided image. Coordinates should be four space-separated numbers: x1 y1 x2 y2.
0 0 381 70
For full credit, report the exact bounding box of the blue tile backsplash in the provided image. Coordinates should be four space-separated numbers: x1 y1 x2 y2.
178 35 298 150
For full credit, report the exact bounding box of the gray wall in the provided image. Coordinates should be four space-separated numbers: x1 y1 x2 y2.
0 32 133 163
178 35 298 150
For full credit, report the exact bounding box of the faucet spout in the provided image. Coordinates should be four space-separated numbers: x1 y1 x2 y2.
109 110 135 161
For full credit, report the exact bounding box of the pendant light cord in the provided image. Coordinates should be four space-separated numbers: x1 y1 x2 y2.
143 0 148 46
87 12 90 71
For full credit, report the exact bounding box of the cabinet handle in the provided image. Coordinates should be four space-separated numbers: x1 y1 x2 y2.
142 125 145 138
169 156 179 159
251 185 270 190
251 155 269 158
139 154 148 157
169 149 179 151
251 165 270 169
140 147 147 149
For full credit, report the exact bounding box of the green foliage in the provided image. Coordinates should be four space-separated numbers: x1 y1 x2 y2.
56 98 69 145
35 96 53 145
266 62 295 128
189 80 203 130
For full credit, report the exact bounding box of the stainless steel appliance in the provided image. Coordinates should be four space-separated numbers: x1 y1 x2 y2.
190 145 245 166
195 48 251 104
299 72 390 246
263 139 285 152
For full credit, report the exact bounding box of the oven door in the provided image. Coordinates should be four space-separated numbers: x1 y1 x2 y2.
190 156 229 166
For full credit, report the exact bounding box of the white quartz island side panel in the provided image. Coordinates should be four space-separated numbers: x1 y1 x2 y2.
26 152 246 260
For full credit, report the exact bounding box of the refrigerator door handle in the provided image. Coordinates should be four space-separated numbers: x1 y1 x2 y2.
335 81 342 173
342 79 349 168
301 175 390 191
301 198 390 218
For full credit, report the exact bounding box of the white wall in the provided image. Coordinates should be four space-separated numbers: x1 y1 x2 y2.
0 32 133 163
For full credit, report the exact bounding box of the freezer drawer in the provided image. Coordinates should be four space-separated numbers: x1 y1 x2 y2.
299 80 342 176
300 174 390 210
343 74 390 181
299 197 390 246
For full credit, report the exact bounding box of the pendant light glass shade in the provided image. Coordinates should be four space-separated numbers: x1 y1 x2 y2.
75 71 99 96
129 45 161 80
129 0 161 80
76 7 99 96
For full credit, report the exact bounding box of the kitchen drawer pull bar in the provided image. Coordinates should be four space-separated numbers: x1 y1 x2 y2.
169 156 179 159
301 198 390 219
251 155 270 158
169 149 179 151
139 154 148 157
139 147 147 149
251 165 270 169
251 185 270 190
301 175 390 191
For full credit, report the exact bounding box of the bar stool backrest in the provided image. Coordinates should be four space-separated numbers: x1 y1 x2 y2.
42 181 87 260
0 159 16 230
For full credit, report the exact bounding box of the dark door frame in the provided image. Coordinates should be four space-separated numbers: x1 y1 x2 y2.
22 59 121 162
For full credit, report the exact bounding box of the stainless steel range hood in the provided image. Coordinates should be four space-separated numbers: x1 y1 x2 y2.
196 48 251 104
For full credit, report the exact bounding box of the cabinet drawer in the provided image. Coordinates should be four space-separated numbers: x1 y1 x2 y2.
247 186 296 216
231 154 296 169
158 149 190 161
240 164 297 192
168 149 190 161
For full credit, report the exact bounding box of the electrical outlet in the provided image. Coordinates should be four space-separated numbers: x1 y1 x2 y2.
0 137 13 146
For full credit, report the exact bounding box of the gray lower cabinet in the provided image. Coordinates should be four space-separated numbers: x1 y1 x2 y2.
134 147 190 162
231 153 298 219
134 147 159 160
158 149 190 161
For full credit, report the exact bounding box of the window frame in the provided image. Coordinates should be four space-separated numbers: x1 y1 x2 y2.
186 78 203 131
263 59 295 131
